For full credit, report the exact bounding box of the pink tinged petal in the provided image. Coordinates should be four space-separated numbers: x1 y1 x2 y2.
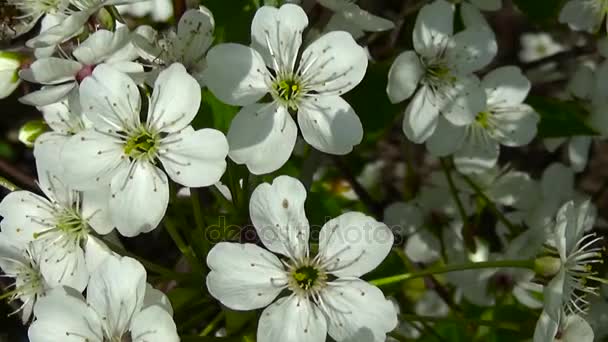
227 104 297 175
568 136 592 173
26 10 92 48
86 255 147 334
483 66 531 106
204 44 269 106
298 96 363 155
206 242 287 311
130 306 179 342
386 50 423 104
318 212 393 277
147 63 201 133
19 58 81 84
28 289 103 342
19 83 77 106
251 4 308 70
323 279 398 342
249 176 310 259
73 28 131 65
454 132 500 174
402 86 440 143
175 7 215 66
80 64 141 131
61 129 126 190
299 31 368 96
425 116 466 157
439 75 485 126
257 296 327 342
533 310 559 342
0 191 54 244
413 0 454 58
446 28 497 74
492 104 539 147
109 161 169 237
159 126 228 187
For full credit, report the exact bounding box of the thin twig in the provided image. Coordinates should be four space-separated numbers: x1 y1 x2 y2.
331 155 383 217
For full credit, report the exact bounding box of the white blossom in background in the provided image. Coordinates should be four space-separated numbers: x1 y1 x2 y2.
134 7 214 85
204 4 367 174
534 310 594 342
387 0 497 143
28 255 179 342
425 66 539 174
0 160 113 293
19 27 143 106
118 0 173 21
206 176 397 342
5 0 70 38
0 235 48 323
317 0 394 40
544 60 608 172
519 33 565 63
458 0 501 31
25 0 143 49
0 52 23 99
559 0 608 33
60 63 228 236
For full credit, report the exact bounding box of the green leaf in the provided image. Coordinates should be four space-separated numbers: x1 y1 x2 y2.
512 0 566 22
201 0 257 44
195 89 240 133
527 96 598 138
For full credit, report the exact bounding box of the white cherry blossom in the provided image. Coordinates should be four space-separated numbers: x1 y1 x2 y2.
317 0 394 40
559 0 608 33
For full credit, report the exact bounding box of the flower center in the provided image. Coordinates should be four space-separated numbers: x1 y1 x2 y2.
272 77 302 110
287 261 327 297
292 266 319 290
124 130 158 160
475 111 492 129
423 60 456 90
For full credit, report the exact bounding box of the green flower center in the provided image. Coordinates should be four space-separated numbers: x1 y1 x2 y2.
475 111 492 129
124 130 158 159
272 77 302 109
292 265 320 290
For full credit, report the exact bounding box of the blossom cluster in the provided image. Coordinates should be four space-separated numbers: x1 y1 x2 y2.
0 0 607 341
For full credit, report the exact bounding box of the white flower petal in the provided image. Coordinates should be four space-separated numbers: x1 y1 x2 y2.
28 289 102 342
483 66 531 107
402 86 440 143
0 191 54 244
86 255 146 334
19 58 81 84
84 235 114 273
323 279 397 342
425 116 466 156
143 283 173 315
204 44 269 106
130 306 179 342
26 10 91 48
318 212 393 277
19 83 77 106
39 246 88 292
559 0 604 33
109 161 168 237
568 136 592 173
543 269 566 322
447 28 497 75
568 63 594 100
227 104 297 175
533 310 559 342
338 3 394 32
493 104 539 147
81 187 114 235
486 170 539 209
159 127 227 187
454 132 499 173
298 96 363 155
148 63 201 133
541 163 574 203
73 28 130 65
37 93 82 133
206 242 287 310
413 0 454 57
562 315 594 341
460 2 492 29
387 51 423 104
383 202 423 236
300 31 368 96
249 176 310 259
257 296 327 342
440 75 485 126
80 64 141 131
405 230 441 264
175 7 215 66
61 129 126 190
251 4 308 70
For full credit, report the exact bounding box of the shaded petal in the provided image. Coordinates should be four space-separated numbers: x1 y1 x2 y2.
176 7 215 66
159 126 228 187
0 191 54 244
486 170 539 210
383 202 423 236
562 315 594 341
559 0 604 33
402 86 439 143
39 245 88 292
73 28 130 65
470 0 501 11
143 284 173 315
19 83 77 106
81 187 114 235
425 116 466 156
298 96 363 155
299 31 368 95
493 104 539 147
543 269 566 322
84 235 114 273
533 310 559 342
568 136 592 173
483 66 530 107
204 44 269 106
413 0 454 57
148 63 201 133
19 58 80 84
338 3 394 31
26 10 91 48
323 279 397 342
130 306 179 342
454 131 499 173
206 242 287 310
249 176 310 259
446 28 497 74
439 75 485 126
318 212 393 277
257 296 327 342
227 104 297 175
405 230 441 264
387 50 423 104
460 2 492 29
109 161 169 237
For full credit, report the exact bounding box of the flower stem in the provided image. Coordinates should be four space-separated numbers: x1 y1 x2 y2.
370 259 535 287
164 218 202 272
399 314 520 332
191 188 210 256
200 311 225 337
439 159 468 225
460 173 521 233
